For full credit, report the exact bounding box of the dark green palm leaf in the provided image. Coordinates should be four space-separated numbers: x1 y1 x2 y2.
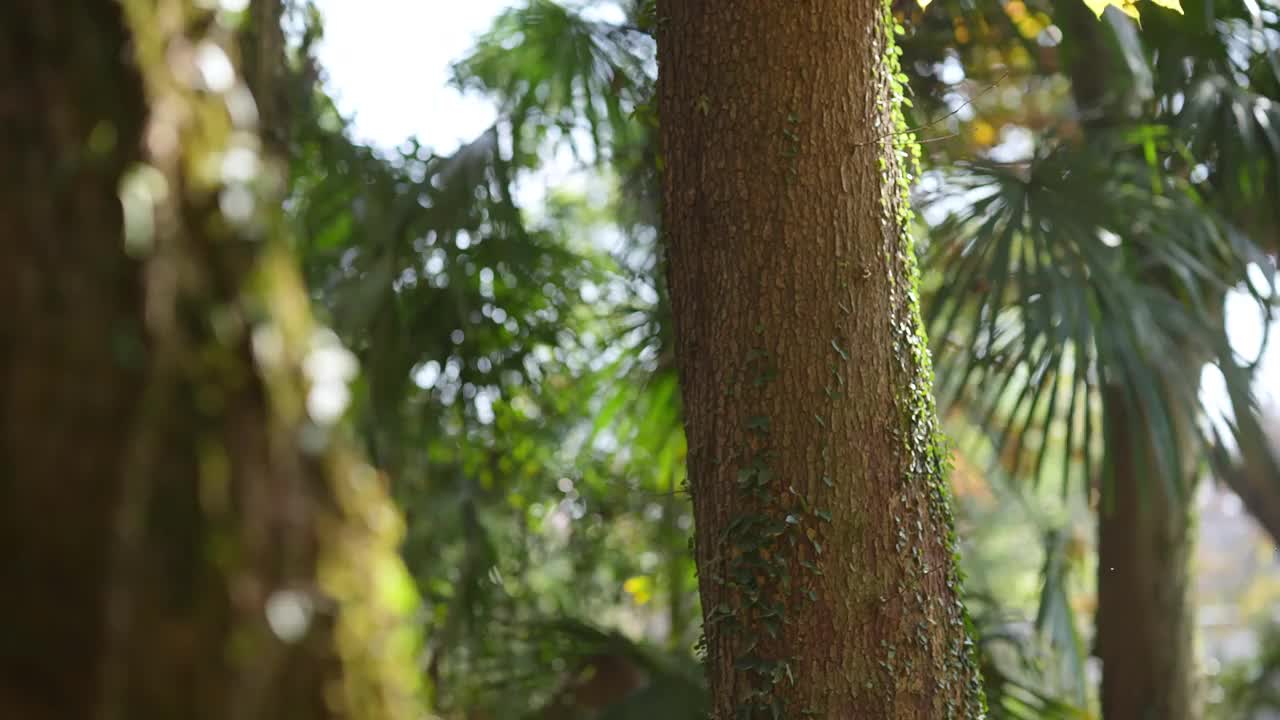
920 129 1270 504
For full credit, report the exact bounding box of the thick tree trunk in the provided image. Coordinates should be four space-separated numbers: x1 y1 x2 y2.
0 3 421 719
0 4 148 717
1095 388 1199 720
656 2 986 718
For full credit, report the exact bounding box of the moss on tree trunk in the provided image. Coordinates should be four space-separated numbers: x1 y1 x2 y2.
656 1 986 717
0 3 423 719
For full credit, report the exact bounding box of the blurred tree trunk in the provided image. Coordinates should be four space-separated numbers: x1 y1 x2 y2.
241 0 289 157
657 1 986 718
0 3 422 720
1061 5 1201 718
1095 388 1200 720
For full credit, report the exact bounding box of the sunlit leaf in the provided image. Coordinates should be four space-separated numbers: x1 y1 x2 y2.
1082 0 1139 19
1148 0 1183 13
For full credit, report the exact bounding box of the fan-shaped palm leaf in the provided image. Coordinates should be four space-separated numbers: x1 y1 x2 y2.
921 128 1270 504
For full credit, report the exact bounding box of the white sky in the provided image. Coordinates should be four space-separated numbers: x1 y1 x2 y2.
311 0 1279 419
312 0 512 154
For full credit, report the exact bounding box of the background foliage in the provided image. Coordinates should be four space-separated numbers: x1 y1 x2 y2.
275 0 1280 717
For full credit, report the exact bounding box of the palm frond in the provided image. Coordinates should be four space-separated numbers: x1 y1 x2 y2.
920 129 1271 503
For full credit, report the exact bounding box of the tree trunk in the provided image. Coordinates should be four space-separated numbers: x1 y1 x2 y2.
1095 388 1200 720
1060 6 1202 718
656 2 986 718
0 3 422 719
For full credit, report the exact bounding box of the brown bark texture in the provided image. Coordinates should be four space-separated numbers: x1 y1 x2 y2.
656 1 986 718
0 3 421 720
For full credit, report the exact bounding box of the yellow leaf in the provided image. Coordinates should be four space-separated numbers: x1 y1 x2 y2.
917 0 933 9
1082 0 1112 17
1081 0 1139 19
970 120 997 147
623 575 653 605
1082 0 1180 19
1015 16 1046 39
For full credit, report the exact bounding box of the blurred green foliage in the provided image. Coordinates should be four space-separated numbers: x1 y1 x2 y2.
272 0 1280 716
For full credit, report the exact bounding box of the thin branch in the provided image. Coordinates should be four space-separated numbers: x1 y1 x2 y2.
919 132 960 145
853 72 1010 148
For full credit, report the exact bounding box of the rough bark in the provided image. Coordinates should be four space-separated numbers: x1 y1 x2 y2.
0 3 421 719
656 2 985 718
